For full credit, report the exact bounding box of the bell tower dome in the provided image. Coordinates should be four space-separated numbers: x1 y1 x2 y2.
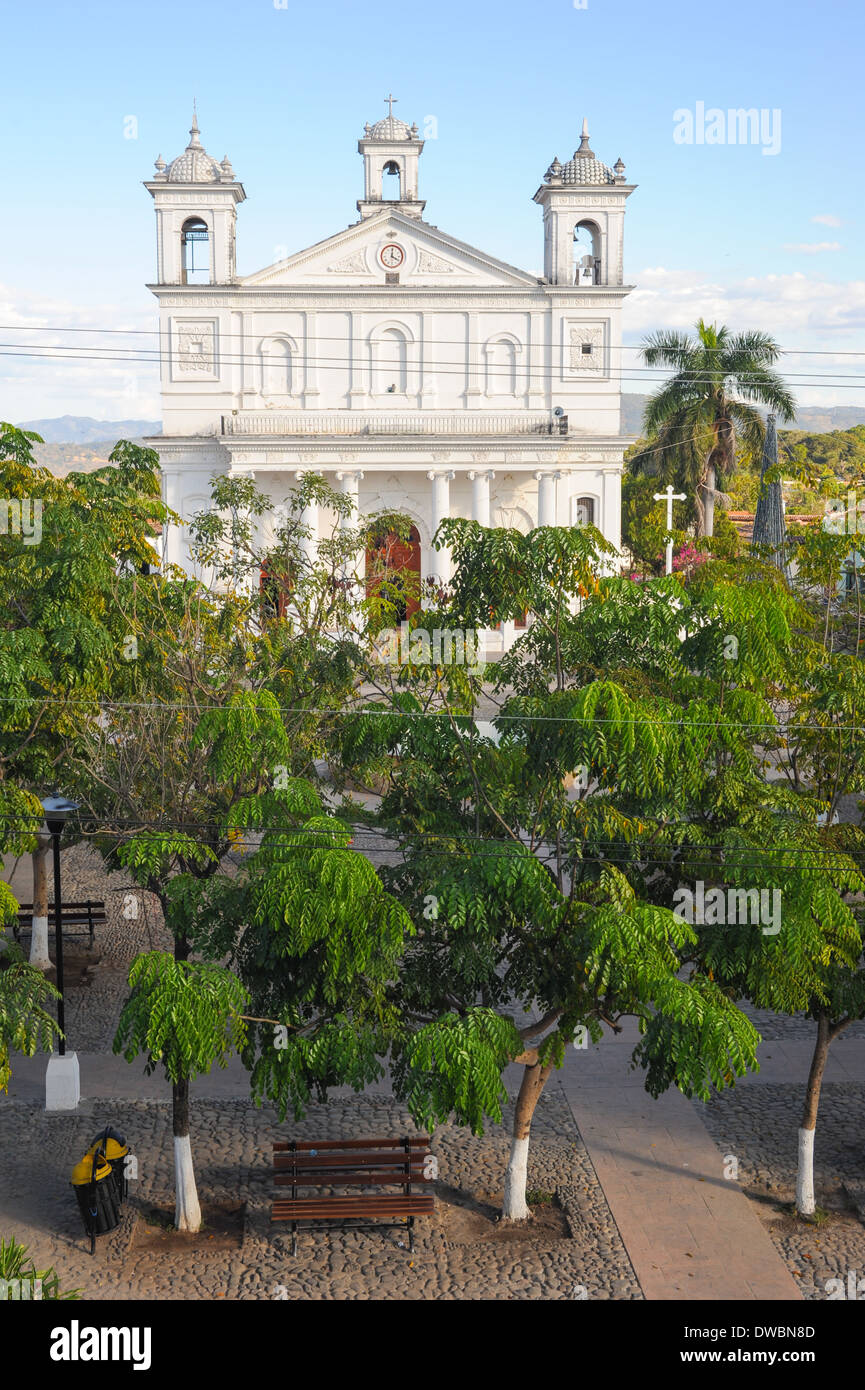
357 94 425 220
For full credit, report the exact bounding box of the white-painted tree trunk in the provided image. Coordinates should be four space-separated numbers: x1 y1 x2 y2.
796 1127 816 1218
174 1135 202 1232
502 1135 531 1221
29 836 53 971
29 916 52 971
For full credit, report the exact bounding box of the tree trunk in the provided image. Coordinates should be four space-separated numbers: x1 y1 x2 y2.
172 1077 202 1232
502 1060 553 1221
797 1013 830 1218
29 834 52 972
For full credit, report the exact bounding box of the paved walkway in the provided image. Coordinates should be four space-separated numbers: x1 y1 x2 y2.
557 1019 803 1300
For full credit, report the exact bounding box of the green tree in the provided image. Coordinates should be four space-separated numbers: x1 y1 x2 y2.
0 427 165 968
113 952 249 1230
341 520 794 1220
634 321 796 538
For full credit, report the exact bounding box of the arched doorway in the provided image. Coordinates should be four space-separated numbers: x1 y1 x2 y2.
260 563 291 621
366 526 421 622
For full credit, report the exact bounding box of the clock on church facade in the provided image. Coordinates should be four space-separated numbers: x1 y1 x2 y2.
145 102 636 654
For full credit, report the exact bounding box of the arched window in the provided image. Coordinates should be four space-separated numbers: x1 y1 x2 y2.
261 339 293 397
573 221 601 286
382 160 402 200
574 496 595 527
181 217 210 284
484 338 518 396
375 327 408 394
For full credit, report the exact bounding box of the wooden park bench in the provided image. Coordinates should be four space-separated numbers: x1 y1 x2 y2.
13 901 106 950
272 1136 435 1256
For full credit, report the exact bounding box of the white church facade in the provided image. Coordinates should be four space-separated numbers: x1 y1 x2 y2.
146 102 636 646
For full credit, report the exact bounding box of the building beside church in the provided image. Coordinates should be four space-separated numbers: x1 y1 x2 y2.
146 102 636 647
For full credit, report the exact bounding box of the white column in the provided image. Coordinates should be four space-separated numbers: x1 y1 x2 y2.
535 470 562 527
468 469 495 659
336 469 365 619
603 466 622 560
230 467 257 599
295 469 318 567
427 469 455 585
161 469 186 571
468 469 495 528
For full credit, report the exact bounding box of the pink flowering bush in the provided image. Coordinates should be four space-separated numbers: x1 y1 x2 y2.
671 544 707 573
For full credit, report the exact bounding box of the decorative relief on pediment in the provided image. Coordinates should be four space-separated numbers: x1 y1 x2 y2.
327 249 370 274
415 250 457 275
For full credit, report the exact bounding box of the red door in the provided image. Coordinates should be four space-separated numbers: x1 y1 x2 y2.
366 526 421 621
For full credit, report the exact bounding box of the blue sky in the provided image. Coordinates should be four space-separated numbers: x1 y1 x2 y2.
1 0 863 420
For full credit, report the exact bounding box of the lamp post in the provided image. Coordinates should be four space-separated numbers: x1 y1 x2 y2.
41 794 80 1111
654 486 687 576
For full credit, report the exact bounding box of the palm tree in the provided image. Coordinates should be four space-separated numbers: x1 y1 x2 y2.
635 320 796 538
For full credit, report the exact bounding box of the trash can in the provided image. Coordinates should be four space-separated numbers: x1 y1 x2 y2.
71 1152 119 1255
88 1127 129 1206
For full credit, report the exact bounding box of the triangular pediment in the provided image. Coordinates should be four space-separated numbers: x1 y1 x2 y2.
241 210 538 288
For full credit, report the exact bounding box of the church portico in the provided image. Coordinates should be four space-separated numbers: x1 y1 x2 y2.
146 100 635 644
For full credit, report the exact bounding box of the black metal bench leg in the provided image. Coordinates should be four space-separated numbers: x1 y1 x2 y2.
292 1223 297 1258
408 1217 414 1254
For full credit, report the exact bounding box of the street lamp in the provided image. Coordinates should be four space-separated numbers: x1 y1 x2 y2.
41 794 80 1112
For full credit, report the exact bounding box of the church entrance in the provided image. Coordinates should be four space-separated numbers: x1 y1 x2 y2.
366 526 421 622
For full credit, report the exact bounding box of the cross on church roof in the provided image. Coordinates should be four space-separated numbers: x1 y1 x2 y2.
384 93 398 118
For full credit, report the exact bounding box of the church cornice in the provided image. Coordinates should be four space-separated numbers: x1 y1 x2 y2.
148 286 634 307
151 435 631 465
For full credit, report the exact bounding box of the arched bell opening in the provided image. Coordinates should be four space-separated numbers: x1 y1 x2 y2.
573 221 602 286
181 217 210 285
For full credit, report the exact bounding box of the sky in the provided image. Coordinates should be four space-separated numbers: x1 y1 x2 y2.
0 0 863 421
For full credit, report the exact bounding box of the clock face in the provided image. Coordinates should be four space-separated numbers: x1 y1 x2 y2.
380 242 405 269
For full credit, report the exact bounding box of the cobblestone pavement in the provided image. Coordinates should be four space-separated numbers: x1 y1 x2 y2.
696 1084 865 1300
4 840 865 1301
0 1094 639 1302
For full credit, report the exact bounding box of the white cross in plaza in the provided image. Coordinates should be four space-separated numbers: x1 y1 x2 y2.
385 93 398 118
654 485 687 575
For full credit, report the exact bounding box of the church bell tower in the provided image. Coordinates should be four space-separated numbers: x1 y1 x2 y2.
145 108 246 285
533 119 634 286
357 95 426 220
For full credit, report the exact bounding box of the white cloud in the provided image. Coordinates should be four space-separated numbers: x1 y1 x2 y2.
622 267 865 407
0 283 159 422
782 241 842 254
811 214 842 227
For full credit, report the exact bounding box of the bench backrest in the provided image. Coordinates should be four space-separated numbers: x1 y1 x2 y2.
273 1136 433 1189
16 902 106 917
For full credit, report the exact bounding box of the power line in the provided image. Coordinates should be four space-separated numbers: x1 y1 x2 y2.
3 345 865 395
0 691 863 732
2 322 865 359
0 809 859 868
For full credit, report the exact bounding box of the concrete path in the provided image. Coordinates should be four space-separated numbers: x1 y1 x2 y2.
556 1018 803 1301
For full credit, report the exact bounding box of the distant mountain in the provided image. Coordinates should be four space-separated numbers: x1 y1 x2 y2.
17 416 161 444
621 394 865 437
12 404 865 467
